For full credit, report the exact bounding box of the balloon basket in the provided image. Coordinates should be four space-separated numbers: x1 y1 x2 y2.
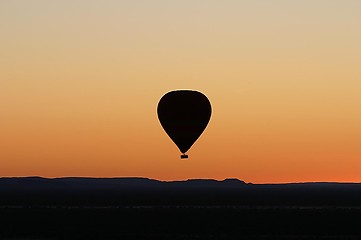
181 154 188 159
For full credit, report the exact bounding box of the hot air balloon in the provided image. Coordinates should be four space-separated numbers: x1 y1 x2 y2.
157 90 212 159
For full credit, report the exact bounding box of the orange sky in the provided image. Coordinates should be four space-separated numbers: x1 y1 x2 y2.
1 1 361 183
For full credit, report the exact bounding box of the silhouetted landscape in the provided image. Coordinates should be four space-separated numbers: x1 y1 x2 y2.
2 177 361 239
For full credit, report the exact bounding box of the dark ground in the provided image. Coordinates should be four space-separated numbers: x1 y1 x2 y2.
2 206 361 239
2 177 361 240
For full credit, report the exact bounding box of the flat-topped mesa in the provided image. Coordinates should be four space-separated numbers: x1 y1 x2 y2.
221 178 247 186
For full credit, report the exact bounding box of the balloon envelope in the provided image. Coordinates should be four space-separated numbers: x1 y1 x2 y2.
157 90 212 157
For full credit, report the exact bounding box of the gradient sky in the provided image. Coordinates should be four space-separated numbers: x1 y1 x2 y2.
1 1 361 183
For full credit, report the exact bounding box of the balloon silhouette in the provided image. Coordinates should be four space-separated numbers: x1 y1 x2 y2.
157 90 212 159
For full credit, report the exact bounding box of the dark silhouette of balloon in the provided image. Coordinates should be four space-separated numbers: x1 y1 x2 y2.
157 90 212 159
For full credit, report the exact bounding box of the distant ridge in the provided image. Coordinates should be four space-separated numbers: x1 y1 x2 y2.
2 176 361 187
0 176 247 191
1 176 360 185
0 176 249 183
2 177 361 207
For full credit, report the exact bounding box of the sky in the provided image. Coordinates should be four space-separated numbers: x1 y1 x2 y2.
1 1 361 183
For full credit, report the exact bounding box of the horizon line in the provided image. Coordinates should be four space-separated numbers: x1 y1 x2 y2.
1 175 361 185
